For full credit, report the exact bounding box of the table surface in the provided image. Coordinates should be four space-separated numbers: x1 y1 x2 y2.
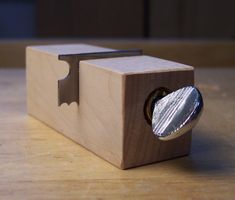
0 68 235 199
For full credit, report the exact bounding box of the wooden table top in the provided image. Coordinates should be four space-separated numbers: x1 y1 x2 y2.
0 68 234 199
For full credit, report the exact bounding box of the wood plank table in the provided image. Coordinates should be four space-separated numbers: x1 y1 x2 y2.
0 68 234 199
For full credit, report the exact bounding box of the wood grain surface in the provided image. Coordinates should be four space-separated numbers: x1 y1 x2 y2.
0 68 235 199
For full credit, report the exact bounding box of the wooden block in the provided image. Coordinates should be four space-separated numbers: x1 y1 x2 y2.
26 44 194 169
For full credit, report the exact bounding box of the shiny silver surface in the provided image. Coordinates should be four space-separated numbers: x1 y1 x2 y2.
152 86 203 141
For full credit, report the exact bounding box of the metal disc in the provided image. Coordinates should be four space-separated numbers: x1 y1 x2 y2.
152 86 203 141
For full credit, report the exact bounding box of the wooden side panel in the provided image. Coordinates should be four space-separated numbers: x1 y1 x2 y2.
182 0 235 38
150 0 182 38
123 70 194 168
36 0 144 37
150 0 235 38
26 48 123 167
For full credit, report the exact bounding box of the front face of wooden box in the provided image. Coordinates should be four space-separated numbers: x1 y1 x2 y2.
122 71 194 168
26 44 194 169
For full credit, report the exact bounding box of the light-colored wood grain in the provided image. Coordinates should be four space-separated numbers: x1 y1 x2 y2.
0 68 235 199
123 71 193 168
26 44 123 168
1 39 235 67
26 44 193 169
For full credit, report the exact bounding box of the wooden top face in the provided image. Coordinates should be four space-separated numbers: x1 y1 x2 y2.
28 44 193 75
27 44 114 56
83 55 193 75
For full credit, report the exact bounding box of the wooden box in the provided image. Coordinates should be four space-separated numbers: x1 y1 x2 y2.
26 44 194 169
